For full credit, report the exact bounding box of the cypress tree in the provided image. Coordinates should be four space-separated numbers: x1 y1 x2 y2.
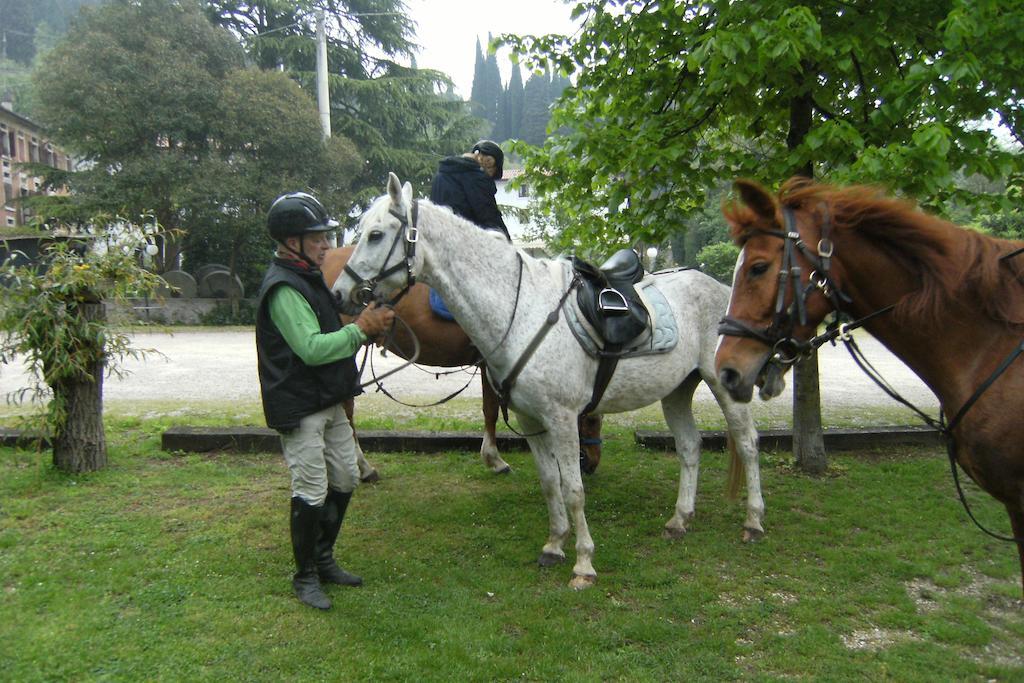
494 87 509 142
506 63 524 140
482 35 502 126
521 71 551 145
469 37 486 114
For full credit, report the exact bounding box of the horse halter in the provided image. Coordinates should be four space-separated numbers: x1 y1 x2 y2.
718 205 850 365
342 200 420 309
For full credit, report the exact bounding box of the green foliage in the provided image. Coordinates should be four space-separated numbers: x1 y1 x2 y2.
204 0 416 76
322 68 485 205
0 57 38 118
29 0 358 294
0 221 165 433
696 241 740 284
499 0 1024 252
976 210 1024 240
204 0 486 203
0 0 99 64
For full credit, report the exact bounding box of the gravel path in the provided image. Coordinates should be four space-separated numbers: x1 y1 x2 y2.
0 328 938 414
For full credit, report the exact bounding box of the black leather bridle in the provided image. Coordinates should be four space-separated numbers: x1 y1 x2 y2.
717 205 856 364
342 200 420 309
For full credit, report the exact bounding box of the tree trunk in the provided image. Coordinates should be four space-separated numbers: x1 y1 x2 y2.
787 68 827 474
51 302 107 473
792 352 827 475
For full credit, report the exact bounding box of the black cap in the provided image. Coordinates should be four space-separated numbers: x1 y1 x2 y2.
472 139 504 180
266 192 339 242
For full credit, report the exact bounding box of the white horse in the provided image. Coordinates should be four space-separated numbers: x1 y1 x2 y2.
333 173 764 589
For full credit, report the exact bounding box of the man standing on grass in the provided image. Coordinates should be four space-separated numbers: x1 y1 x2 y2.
255 191 394 610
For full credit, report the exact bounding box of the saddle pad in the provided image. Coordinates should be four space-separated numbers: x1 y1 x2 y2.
429 288 457 322
564 267 678 357
636 280 678 353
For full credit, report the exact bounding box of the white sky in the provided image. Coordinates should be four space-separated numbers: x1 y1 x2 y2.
405 0 581 98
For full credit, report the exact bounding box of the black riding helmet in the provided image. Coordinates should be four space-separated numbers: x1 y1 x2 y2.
267 192 339 243
472 140 504 180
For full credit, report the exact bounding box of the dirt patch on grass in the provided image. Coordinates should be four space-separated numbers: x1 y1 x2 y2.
905 567 1024 668
841 627 921 651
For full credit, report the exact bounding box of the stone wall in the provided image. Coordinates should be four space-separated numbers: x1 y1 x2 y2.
107 298 256 325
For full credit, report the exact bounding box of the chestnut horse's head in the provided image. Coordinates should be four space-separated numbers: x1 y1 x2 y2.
715 179 841 403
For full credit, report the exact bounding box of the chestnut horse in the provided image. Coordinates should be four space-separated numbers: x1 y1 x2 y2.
715 177 1024 594
322 246 604 482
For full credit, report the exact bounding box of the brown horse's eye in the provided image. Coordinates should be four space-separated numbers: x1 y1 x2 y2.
749 262 770 277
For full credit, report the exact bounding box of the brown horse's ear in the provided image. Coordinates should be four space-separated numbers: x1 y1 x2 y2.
734 179 776 221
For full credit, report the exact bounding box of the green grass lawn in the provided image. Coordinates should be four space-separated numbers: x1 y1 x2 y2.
1 410 1022 681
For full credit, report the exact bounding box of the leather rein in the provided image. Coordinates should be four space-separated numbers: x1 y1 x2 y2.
717 206 1024 543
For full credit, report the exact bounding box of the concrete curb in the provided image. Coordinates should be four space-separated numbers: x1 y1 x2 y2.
156 425 943 455
634 425 942 452
160 426 530 454
1 425 943 455
0 428 49 449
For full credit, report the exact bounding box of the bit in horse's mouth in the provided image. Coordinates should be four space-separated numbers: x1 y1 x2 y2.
756 359 787 400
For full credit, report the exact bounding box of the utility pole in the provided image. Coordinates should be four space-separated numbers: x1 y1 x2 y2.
315 11 331 140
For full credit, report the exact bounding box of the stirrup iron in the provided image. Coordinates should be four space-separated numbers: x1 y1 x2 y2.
598 287 629 315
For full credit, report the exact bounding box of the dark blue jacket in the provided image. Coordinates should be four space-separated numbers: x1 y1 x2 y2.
430 156 509 239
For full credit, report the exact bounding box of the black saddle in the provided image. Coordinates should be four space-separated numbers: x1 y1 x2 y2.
572 249 649 348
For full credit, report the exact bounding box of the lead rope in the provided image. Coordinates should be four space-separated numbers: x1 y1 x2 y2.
354 311 421 390
365 321 481 408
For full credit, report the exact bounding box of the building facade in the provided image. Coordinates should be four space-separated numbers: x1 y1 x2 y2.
1 102 74 231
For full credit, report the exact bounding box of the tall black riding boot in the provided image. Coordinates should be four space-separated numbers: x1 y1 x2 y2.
315 489 363 587
290 496 331 610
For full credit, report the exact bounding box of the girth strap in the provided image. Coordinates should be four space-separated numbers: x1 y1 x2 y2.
580 350 620 418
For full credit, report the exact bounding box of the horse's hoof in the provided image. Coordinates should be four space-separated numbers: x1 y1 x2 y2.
742 527 764 543
538 552 566 568
360 469 380 484
662 526 687 540
569 573 596 590
494 465 512 475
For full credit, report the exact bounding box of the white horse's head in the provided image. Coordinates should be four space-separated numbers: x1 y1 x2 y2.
333 172 417 315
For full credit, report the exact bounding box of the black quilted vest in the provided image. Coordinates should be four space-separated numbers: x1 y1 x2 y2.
255 259 361 432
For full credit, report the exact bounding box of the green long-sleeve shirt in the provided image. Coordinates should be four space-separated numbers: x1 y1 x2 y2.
267 285 367 365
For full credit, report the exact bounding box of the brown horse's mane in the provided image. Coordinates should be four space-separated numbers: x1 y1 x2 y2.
724 178 1024 328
